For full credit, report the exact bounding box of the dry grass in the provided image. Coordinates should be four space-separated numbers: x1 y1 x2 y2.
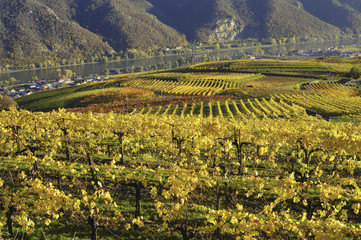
80 87 154 106
244 76 311 88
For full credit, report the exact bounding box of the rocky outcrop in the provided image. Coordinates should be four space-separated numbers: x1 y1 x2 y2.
206 18 245 43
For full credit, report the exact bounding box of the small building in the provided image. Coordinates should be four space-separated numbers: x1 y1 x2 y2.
74 77 84 84
59 77 70 82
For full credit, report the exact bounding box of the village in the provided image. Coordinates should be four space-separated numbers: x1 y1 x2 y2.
0 73 110 99
289 45 361 58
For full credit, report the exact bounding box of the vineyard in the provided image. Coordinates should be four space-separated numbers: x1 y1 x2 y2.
274 93 361 117
304 81 357 96
16 58 361 118
0 108 361 240
5 58 361 239
133 98 305 119
190 59 338 77
119 77 241 96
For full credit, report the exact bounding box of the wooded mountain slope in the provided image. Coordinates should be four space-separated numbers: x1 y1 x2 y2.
0 0 360 59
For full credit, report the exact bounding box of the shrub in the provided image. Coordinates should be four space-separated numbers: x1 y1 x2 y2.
349 66 361 79
0 95 17 110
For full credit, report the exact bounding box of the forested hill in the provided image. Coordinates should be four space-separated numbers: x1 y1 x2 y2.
149 0 361 42
1 0 361 60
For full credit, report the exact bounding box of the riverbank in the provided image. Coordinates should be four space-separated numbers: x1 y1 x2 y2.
0 38 359 84
1 38 354 74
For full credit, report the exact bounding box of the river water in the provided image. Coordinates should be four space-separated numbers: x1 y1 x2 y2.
1 38 360 84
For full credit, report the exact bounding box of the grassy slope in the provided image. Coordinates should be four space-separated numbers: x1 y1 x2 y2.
16 85 96 111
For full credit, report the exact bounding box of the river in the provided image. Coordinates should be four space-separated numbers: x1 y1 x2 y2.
1 38 360 84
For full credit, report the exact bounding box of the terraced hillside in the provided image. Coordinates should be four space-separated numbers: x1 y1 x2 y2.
17 58 361 120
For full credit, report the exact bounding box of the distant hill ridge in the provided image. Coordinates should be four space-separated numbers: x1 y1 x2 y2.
0 0 360 59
